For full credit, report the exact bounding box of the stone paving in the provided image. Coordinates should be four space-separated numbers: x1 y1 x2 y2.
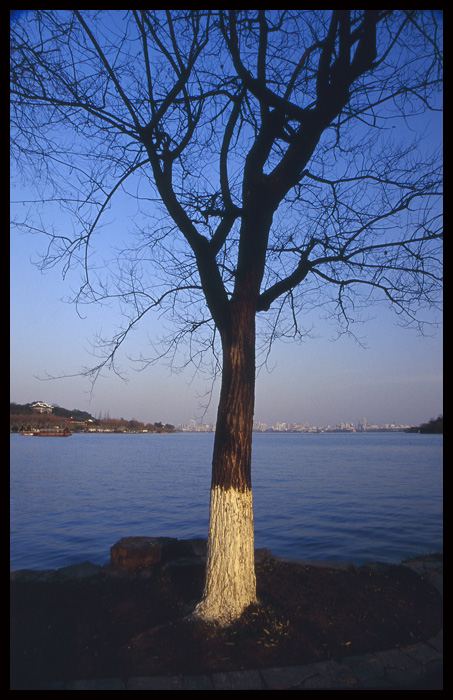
10 555 443 690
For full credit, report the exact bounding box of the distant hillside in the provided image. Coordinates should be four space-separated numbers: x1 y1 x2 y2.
10 402 94 421
10 403 34 415
10 402 176 433
53 406 94 421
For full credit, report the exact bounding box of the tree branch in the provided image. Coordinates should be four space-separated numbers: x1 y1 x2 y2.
74 11 141 132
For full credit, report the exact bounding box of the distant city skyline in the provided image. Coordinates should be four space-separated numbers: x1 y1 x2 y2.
10 397 438 433
179 417 429 433
11 393 441 434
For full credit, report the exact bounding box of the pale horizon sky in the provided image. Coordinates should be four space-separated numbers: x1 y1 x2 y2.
11 222 442 428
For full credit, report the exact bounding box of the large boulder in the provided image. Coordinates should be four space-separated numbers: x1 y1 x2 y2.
110 536 180 570
110 536 208 571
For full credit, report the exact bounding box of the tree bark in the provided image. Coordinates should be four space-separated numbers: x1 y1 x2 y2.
193 299 258 625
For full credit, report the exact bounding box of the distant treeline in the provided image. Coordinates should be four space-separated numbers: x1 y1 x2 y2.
406 415 443 434
10 403 176 433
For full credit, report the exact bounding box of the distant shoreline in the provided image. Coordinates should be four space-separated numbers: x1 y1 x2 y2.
11 426 443 435
9 403 442 435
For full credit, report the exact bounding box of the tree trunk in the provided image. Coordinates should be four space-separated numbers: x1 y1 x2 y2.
193 300 258 625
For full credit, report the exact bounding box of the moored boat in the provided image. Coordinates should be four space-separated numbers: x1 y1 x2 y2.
31 428 72 437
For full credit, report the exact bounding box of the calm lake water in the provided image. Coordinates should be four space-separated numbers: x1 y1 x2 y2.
10 431 442 571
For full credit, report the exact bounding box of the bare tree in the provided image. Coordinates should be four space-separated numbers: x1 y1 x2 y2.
11 10 442 624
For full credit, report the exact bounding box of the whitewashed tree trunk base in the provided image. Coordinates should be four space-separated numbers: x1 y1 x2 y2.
193 485 257 626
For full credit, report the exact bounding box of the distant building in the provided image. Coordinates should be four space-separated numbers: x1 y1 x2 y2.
30 401 53 414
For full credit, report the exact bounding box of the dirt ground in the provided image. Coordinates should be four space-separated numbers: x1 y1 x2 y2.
10 556 442 688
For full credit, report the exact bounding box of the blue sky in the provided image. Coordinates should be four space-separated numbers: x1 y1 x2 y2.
11 215 442 427
10 11 443 428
